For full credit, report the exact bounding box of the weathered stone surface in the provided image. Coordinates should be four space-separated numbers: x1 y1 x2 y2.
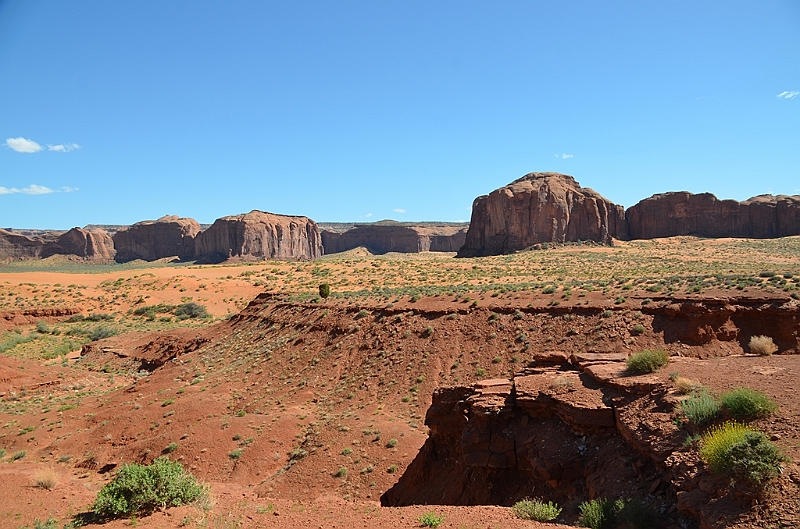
0 229 46 260
626 192 800 239
194 210 322 262
458 172 626 257
112 215 200 262
321 225 467 255
42 227 116 260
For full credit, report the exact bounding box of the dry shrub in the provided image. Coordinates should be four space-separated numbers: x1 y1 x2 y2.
673 376 702 394
550 375 574 389
748 335 777 356
33 467 59 490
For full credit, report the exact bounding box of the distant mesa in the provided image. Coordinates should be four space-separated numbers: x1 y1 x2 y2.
112 215 200 263
321 224 467 255
458 172 627 257
0 229 50 261
42 227 116 260
626 191 800 239
194 210 323 263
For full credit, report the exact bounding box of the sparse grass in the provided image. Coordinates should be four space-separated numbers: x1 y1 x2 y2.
748 335 778 355
335 466 348 478
11 450 27 461
386 438 398 448
33 467 59 490
625 349 669 374
512 498 562 521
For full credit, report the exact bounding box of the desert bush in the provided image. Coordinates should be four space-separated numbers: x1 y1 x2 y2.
418 511 444 527
33 467 59 490
673 376 702 394
720 388 777 420
625 349 669 374
92 457 206 519
630 323 645 336
700 422 787 487
681 389 720 425
318 283 331 298
512 498 562 521
578 498 622 529
335 466 347 478
89 326 118 341
748 335 777 355
11 450 27 461
173 302 209 320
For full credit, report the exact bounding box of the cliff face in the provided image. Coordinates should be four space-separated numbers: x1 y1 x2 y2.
0 229 46 260
321 225 468 255
626 192 800 239
193 210 322 262
42 227 116 260
112 215 200 262
458 172 627 257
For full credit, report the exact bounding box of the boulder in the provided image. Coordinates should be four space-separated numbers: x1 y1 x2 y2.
194 210 322 262
112 215 200 262
42 227 116 260
458 172 627 257
625 192 800 239
321 225 468 255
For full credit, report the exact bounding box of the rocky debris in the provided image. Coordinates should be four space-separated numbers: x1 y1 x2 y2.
112 215 200 262
41 227 116 260
0 229 49 260
458 172 627 257
321 225 468 255
626 192 800 239
194 210 322 263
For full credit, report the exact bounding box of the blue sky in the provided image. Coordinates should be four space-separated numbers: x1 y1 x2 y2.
1 1 798 229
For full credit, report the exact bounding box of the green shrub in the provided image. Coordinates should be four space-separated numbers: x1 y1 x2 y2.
625 349 669 374
173 302 209 320
418 511 444 527
578 498 622 529
89 326 118 341
11 450 27 461
720 388 777 420
630 323 645 336
512 498 562 521
319 283 331 298
700 422 787 487
681 389 721 425
92 457 206 519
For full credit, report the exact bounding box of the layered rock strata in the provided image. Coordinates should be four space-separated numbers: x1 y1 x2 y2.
321 225 467 255
112 215 200 262
42 227 116 260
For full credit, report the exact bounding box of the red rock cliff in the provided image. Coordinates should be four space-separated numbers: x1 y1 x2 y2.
194 210 322 262
112 215 200 262
0 229 46 260
458 172 627 257
321 225 467 255
42 227 116 260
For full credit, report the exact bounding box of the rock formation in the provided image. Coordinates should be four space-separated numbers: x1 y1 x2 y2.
0 229 46 260
626 192 800 239
112 215 200 262
321 225 468 255
457 172 627 257
193 210 322 262
42 227 116 260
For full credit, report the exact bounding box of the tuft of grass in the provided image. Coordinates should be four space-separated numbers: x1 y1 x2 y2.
11 450 27 461
681 389 720 425
700 422 787 487
386 438 398 448
673 376 702 394
335 466 348 478
748 335 778 355
512 498 562 522
625 349 669 374
33 467 59 490
228 449 244 460
720 388 777 420
163 442 179 454
418 511 444 527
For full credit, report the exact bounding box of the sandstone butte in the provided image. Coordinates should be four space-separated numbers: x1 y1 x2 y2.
321 224 467 255
193 210 323 263
458 172 627 257
626 191 800 239
41 227 116 260
112 215 200 263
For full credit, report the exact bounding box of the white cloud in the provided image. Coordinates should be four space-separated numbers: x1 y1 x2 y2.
362 212 373 218
6 137 43 153
0 184 77 195
48 143 81 152
553 153 574 159
777 91 799 99
394 208 406 213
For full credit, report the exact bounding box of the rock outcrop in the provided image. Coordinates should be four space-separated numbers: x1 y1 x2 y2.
458 172 627 257
42 227 116 260
321 225 468 255
112 215 200 262
193 210 322 262
626 192 800 240
0 229 47 260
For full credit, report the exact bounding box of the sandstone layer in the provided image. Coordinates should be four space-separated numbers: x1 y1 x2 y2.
193 210 323 263
112 215 200 262
458 172 627 257
0 229 47 260
626 192 800 239
321 225 467 255
41 227 116 260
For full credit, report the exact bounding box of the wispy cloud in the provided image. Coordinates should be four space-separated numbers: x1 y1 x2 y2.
5 137 43 153
554 153 574 159
362 212 373 218
48 143 81 152
394 208 406 213
0 184 78 195
776 91 799 99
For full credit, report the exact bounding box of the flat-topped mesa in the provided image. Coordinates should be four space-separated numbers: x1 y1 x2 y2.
625 192 800 239
42 227 116 260
321 225 468 255
0 229 47 260
457 172 627 257
112 215 200 262
193 210 323 263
